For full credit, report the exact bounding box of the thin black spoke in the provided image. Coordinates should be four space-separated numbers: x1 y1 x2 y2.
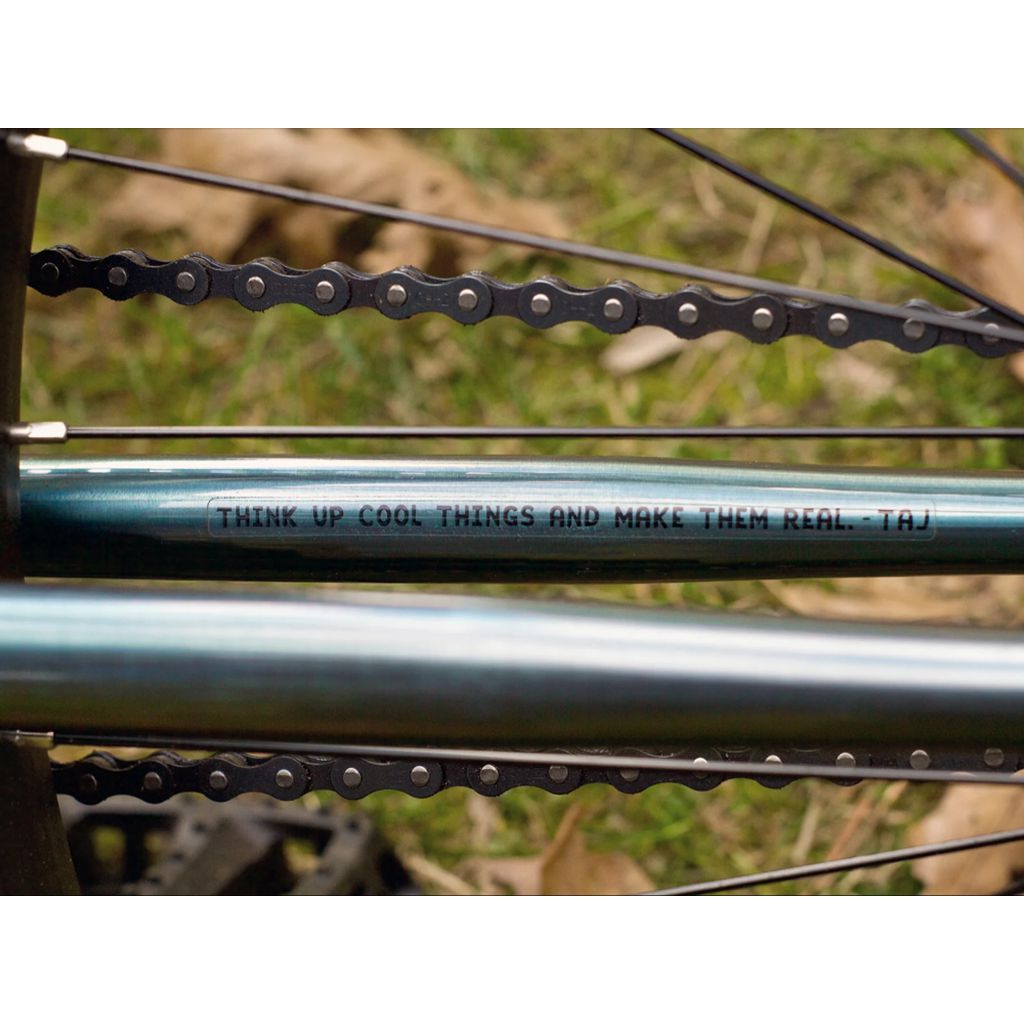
8 135 1017 345
648 826 1024 895
949 129 1024 194
649 127 1024 329
49 424 1024 442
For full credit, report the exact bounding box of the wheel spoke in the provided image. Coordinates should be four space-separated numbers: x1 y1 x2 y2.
12 423 1024 442
648 826 1024 895
949 128 1024 194
649 127 1024 328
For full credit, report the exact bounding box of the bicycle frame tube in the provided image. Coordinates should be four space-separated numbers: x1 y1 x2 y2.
3 584 1024 747
19 456 1024 581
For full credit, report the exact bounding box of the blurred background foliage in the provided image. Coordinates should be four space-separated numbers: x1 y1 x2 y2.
27 128 1024 893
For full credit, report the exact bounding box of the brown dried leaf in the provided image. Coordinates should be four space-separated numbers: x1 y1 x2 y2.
600 326 684 376
764 576 1024 627
467 805 653 896
816 351 899 404
936 130 1024 381
909 782 1024 894
103 129 567 274
403 853 478 896
540 807 654 895
939 135 1024 311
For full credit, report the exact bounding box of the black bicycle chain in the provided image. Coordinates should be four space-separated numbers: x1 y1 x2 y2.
51 744 1022 805
29 245 1019 358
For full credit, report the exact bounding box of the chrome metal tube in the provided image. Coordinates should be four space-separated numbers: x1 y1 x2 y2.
19 456 1024 582
3 584 1024 747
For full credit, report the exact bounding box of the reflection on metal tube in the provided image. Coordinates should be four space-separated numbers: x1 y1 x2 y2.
19 456 1024 581
3 584 1024 747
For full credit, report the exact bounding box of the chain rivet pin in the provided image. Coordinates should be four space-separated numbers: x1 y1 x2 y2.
910 749 931 770
603 297 625 321
827 312 850 337
903 319 925 341
677 301 699 326
530 293 552 316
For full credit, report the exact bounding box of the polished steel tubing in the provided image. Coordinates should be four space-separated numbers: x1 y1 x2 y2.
19 456 1024 582
3 585 1024 747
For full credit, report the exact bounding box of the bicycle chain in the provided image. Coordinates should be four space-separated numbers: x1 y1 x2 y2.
52 744 1022 805
29 245 1019 358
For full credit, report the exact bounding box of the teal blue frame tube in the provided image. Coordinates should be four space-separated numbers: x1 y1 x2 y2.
4 584 1024 747
18 456 1024 582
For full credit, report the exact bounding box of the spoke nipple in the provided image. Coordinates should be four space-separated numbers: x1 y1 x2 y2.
386 283 408 308
619 767 640 783
314 280 336 303
457 287 479 312
903 318 925 341
5 133 69 162
827 312 850 337
752 306 775 330
603 297 625 321
836 752 857 769
984 747 1005 768
208 769 229 790
142 770 164 792
479 764 499 786
275 768 295 789
79 773 99 795
107 266 128 288
39 262 60 285
548 764 569 784
410 764 430 787
765 754 782 764
530 292 552 316
677 301 699 326
175 270 197 293
983 322 1001 345
692 755 709 779
910 749 931 770
342 766 362 788
245 275 267 299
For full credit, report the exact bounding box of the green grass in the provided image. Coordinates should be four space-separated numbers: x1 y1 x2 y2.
27 128 1024 893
